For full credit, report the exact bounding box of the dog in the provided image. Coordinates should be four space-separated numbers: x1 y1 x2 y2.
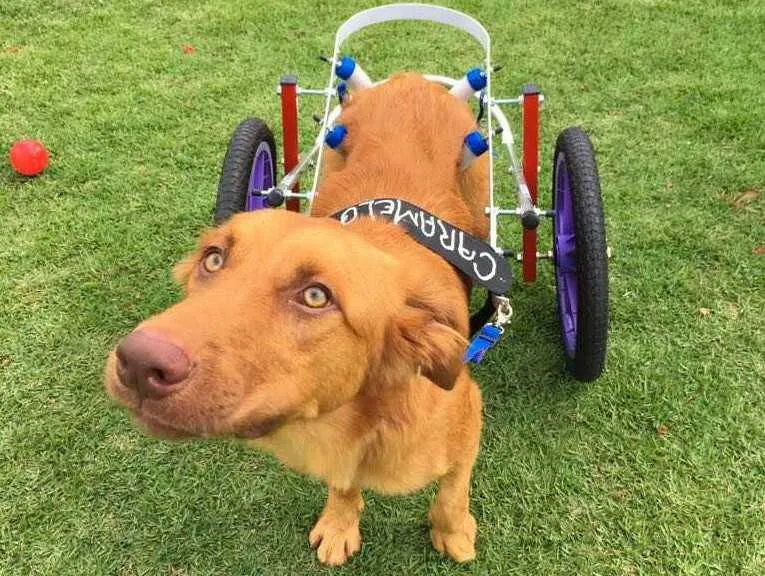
105 74 490 565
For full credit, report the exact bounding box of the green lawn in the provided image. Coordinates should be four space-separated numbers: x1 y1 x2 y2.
1 0 764 574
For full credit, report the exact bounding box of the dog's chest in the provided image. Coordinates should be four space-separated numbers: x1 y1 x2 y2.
254 413 450 494
253 415 364 491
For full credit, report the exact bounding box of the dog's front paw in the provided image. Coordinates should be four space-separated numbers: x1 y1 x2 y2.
309 512 362 566
430 512 477 563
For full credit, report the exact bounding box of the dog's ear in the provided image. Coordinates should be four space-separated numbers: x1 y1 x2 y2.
387 298 468 390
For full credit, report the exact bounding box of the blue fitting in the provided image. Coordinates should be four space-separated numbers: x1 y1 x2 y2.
335 56 356 80
325 125 348 149
466 67 488 91
337 82 348 103
464 131 488 156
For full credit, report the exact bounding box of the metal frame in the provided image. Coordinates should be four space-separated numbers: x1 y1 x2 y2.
272 3 548 282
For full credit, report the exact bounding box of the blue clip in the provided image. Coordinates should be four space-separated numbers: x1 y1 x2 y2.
463 324 503 365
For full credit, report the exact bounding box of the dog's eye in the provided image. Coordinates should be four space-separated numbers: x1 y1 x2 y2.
300 284 331 308
202 248 225 273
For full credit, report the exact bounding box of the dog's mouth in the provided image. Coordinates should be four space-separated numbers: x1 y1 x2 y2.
231 416 285 439
130 404 281 440
132 409 196 439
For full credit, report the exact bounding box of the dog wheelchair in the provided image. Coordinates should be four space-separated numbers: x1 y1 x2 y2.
213 3 608 382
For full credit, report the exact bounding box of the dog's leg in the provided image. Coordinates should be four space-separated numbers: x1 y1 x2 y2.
309 487 364 566
428 459 478 562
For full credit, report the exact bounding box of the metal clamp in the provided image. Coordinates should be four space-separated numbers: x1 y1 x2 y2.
492 295 513 328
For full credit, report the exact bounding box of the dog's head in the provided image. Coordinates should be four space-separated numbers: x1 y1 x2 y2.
104 210 469 439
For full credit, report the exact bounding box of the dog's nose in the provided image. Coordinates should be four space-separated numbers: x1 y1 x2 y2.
116 329 191 398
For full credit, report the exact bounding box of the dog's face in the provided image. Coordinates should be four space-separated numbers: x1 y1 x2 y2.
105 210 468 440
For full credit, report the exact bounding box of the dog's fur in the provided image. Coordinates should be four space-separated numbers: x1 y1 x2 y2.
105 74 488 565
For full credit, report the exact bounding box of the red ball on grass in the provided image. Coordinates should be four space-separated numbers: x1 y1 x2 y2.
9 139 49 177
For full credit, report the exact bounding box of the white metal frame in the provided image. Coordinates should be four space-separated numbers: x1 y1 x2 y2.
273 3 537 253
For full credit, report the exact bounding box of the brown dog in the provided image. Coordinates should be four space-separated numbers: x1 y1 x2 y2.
105 74 488 565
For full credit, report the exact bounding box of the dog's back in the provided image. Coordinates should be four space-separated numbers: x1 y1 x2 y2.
313 74 489 238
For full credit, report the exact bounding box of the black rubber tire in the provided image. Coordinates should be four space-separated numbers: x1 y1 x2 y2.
215 118 277 225
552 127 609 381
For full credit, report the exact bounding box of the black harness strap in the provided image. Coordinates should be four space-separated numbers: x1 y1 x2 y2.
330 198 511 335
469 295 498 336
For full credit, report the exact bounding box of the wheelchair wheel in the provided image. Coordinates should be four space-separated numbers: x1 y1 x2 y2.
215 118 277 224
552 127 609 381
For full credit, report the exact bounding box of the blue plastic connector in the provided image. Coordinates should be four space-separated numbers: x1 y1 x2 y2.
464 131 489 156
325 125 348 149
466 68 488 91
335 57 356 80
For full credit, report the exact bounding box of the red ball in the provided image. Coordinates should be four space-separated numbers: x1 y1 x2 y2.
9 139 49 177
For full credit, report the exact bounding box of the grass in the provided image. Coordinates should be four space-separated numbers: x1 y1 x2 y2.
1 0 764 574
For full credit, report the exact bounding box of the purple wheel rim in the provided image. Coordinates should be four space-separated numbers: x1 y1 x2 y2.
554 152 578 357
245 142 273 211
